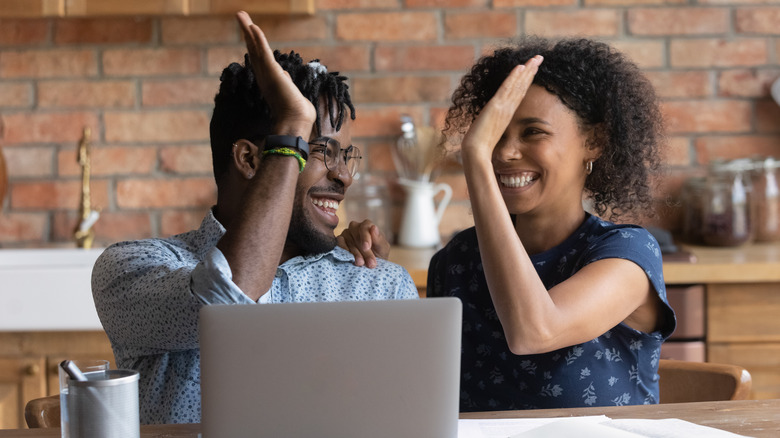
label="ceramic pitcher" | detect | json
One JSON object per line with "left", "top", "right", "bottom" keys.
{"left": 398, "top": 178, "right": 452, "bottom": 248}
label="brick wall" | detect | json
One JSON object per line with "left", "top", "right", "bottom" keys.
{"left": 1, "top": 0, "right": 779, "bottom": 248}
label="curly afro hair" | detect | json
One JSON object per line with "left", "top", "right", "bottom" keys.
{"left": 209, "top": 51, "right": 356, "bottom": 183}
{"left": 445, "top": 37, "right": 664, "bottom": 221}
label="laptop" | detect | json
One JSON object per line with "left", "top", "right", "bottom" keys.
{"left": 199, "top": 297, "right": 462, "bottom": 438}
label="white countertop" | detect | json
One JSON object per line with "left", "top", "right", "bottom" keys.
{"left": 0, "top": 248, "right": 106, "bottom": 331}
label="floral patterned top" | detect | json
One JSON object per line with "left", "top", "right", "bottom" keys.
{"left": 427, "top": 214, "right": 676, "bottom": 411}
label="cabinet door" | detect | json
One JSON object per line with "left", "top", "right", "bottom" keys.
{"left": 709, "top": 342, "right": 780, "bottom": 400}
{"left": 707, "top": 283, "right": 780, "bottom": 343}
{"left": 0, "top": 0, "right": 63, "bottom": 17}
{"left": 0, "top": 357, "right": 46, "bottom": 429}
{"left": 195, "top": 0, "right": 315, "bottom": 14}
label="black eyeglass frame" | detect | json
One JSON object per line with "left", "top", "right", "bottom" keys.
{"left": 308, "top": 137, "right": 362, "bottom": 178}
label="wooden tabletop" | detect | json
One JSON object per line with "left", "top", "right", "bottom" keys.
{"left": 1, "top": 399, "right": 777, "bottom": 437}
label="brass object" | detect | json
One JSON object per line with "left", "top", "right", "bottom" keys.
{"left": 74, "top": 127, "right": 99, "bottom": 248}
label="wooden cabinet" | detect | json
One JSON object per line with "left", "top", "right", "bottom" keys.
{"left": 0, "top": 357, "right": 46, "bottom": 429}
{"left": 0, "top": 0, "right": 313, "bottom": 17}
{"left": 706, "top": 283, "right": 780, "bottom": 400}
{"left": 0, "top": 331, "right": 114, "bottom": 429}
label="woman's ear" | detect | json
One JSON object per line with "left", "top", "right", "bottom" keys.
{"left": 584, "top": 124, "right": 605, "bottom": 162}
{"left": 232, "top": 139, "right": 260, "bottom": 180}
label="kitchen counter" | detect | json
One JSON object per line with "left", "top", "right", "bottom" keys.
{"left": 389, "top": 242, "right": 780, "bottom": 291}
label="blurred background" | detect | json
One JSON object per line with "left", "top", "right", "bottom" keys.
{"left": 1, "top": 0, "right": 779, "bottom": 248}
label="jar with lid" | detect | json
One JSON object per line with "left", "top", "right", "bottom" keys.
{"left": 700, "top": 159, "right": 753, "bottom": 247}
{"left": 751, "top": 157, "right": 780, "bottom": 242}
{"left": 342, "top": 173, "right": 394, "bottom": 243}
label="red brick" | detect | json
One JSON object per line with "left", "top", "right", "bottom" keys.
{"left": 429, "top": 106, "right": 449, "bottom": 131}
{"left": 10, "top": 180, "right": 109, "bottom": 210}
{"left": 525, "top": 10, "right": 620, "bottom": 37}
{"left": 161, "top": 16, "right": 237, "bottom": 44}
{"left": 375, "top": 45, "right": 474, "bottom": 72}
{"left": 54, "top": 17, "right": 152, "bottom": 44}
{"left": 0, "top": 212, "right": 47, "bottom": 243}
{"left": 2, "top": 146, "right": 55, "bottom": 177}
{"left": 736, "top": 8, "right": 780, "bottom": 35}
{"left": 0, "top": 49, "right": 97, "bottom": 78}
{"left": 434, "top": 172, "right": 469, "bottom": 202}
{"left": 142, "top": 78, "right": 217, "bottom": 107}
{"left": 52, "top": 211, "right": 153, "bottom": 243}
{"left": 161, "top": 209, "right": 210, "bottom": 236}
{"left": 609, "top": 41, "right": 665, "bottom": 69}
{"left": 360, "top": 140, "right": 397, "bottom": 174}
{"left": 756, "top": 100, "right": 780, "bottom": 134}
{"left": 662, "top": 136, "right": 691, "bottom": 167}
{"left": 670, "top": 39, "right": 768, "bottom": 68}
{"left": 37, "top": 80, "right": 135, "bottom": 108}
{"left": 409, "top": 0, "right": 487, "bottom": 6}
{"left": 58, "top": 146, "right": 157, "bottom": 177}
{"left": 700, "top": 0, "right": 780, "bottom": 3}
{"left": 694, "top": 136, "right": 780, "bottom": 164}
{"left": 316, "top": 0, "right": 397, "bottom": 9}
{"left": 0, "top": 112, "right": 98, "bottom": 144}
{"left": 444, "top": 11, "right": 517, "bottom": 40}
{"left": 159, "top": 144, "right": 213, "bottom": 174}
{"left": 0, "top": 82, "right": 32, "bottom": 107}
{"left": 718, "top": 69, "right": 780, "bottom": 98}
{"left": 103, "top": 48, "right": 201, "bottom": 77}
{"left": 351, "top": 105, "right": 426, "bottom": 137}
{"left": 104, "top": 110, "right": 210, "bottom": 143}
{"left": 207, "top": 45, "right": 372, "bottom": 75}
{"left": 336, "top": 12, "right": 437, "bottom": 42}
{"left": 645, "top": 71, "right": 711, "bottom": 98}
{"left": 116, "top": 177, "right": 216, "bottom": 208}
{"left": 352, "top": 76, "right": 452, "bottom": 104}
{"left": 586, "top": 0, "right": 686, "bottom": 4}
{"left": 628, "top": 8, "right": 728, "bottom": 36}
{"left": 252, "top": 16, "right": 328, "bottom": 42}
{"left": 661, "top": 100, "right": 752, "bottom": 134}
{"left": 0, "top": 19, "right": 48, "bottom": 45}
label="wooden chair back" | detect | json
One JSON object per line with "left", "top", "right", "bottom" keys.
{"left": 658, "top": 359, "right": 752, "bottom": 403}
{"left": 24, "top": 394, "right": 60, "bottom": 428}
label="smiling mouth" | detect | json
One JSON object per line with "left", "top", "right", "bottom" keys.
{"left": 311, "top": 197, "right": 340, "bottom": 216}
{"left": 498, "top": 173, "right": 537, "bottom": 188}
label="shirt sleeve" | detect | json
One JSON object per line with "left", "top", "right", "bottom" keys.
{"left": 91, "top": 241, "right": 254, "bottom": 358}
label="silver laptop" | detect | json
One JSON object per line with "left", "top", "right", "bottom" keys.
{"left": 199, "top": 297, "right": 462, "bottom": 438}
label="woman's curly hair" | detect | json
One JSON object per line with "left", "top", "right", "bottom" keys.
{"left": 445, "top": 37, "right": 664, "bottom": 221}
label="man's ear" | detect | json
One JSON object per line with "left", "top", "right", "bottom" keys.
{"left": 232, "top": 139, "right": 260, "bottom": 180}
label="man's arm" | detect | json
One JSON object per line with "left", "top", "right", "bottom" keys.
{"left": 215, "top": 12, "right": 317, "bottom": 301}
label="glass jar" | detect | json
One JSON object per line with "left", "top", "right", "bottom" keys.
{"left": 343, "top": 173, "right": 394, "bottom": 243}
{"left": 700, "top": 159, "right": 753, "bottom": 247}
{"left": 751, "top": 157, "right": 780, "bottom": 242}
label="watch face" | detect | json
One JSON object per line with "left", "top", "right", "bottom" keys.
{"left": 266, "top": 135, "right": 309, "bottom": 159}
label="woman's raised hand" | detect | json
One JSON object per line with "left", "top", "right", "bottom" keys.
{"left": 236, "top": 11, "right": 316, "bottom": 134}
{"left": 337, "top": 220, "right": 390, "bottom": 268}
{"left": 460, "top": 55, "right": 543, "bottom": 162}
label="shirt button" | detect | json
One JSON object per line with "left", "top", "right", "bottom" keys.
{"left": 275, "top": 269, "right": 283, "bottom": 277}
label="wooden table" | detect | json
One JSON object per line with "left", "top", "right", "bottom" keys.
{"left": 1, "top": 399, "right": 778, "bottom": 437}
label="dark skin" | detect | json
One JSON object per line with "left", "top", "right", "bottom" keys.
{"left": 215, "top": 12, "right": 350, "bottom": 301}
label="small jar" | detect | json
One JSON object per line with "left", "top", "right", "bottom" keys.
{"left": 343, "top": 173, "right": 394, "bottom": 242}
{"left": 751, "top": 157, "right": 780, "bottom": 242}
{"left": 700, "top": 159, "right": 754, "bottom": 247}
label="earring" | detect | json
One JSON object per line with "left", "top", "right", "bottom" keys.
{"left": 246, "top": 171, "right": 254, "bottom": 179}
{"left": 585, "top": 160, "right": 593, "bottom": 175}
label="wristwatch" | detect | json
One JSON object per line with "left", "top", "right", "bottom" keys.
{"left": 264, "top": 135, "right": 309, "bottom": 160}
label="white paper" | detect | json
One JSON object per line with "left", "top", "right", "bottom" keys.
{"left": 457, "top": 416, "right": 611, "bottom": 438}
{"left": 604, "top": 418, "right": 752, "bottom": 438}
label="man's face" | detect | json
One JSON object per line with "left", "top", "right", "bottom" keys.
{"left": 286, "top": 103, "right": 354, "bottom": 257}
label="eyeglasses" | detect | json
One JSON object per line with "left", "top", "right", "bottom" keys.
{"left": 308, "top": 137, "right": 362, "bottom": 178}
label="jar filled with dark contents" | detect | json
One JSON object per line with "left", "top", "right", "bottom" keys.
{"left": 701, "top": 159, "right": 754, "bottom": 247}
{"left": 681, "top": 176, "right": 707, "bottom": 245}
{"left": 751, "top": 157, "right": 780, "bottom": 242}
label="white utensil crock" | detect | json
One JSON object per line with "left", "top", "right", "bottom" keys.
{"left": 398, "top": 178, "right": 452, "bottom": 248}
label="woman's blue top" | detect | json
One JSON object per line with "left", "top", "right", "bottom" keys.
{"left": 428, "top": 214, "right": 677, "bottom": 411}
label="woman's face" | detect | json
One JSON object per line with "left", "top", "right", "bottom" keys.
{"left": 492, "top": 84, "right": 595, "bottom": 218}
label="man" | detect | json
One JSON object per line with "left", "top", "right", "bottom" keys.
{"left": 92, "top": 12, "right": 417, "bottom": 425}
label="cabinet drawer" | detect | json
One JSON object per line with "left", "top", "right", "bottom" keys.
{"left": 709, "top": 342, "right": 780, "bottom": 400}
{"left": 667, "top": 285, "right": 704, "bottom": 339}
{"left": 707, "top": 283, "right": 780, "bottom": 343}
{"left": 661, "top": 341, "right": 705, "bottom": 362}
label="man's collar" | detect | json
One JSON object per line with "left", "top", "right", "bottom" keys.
{"left": 280, "top": 246, "right": 355, "bottom": 267}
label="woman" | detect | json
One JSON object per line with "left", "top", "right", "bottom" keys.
{"left": 342, "top": 37, "right": 676, "bottom": 411}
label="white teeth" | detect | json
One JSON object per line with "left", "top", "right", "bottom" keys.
{"left": 500, "top": 174, "right": 535, "bottom": 188}
{"left": 312, "top": 198, "right": 339, "bottom": 210}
